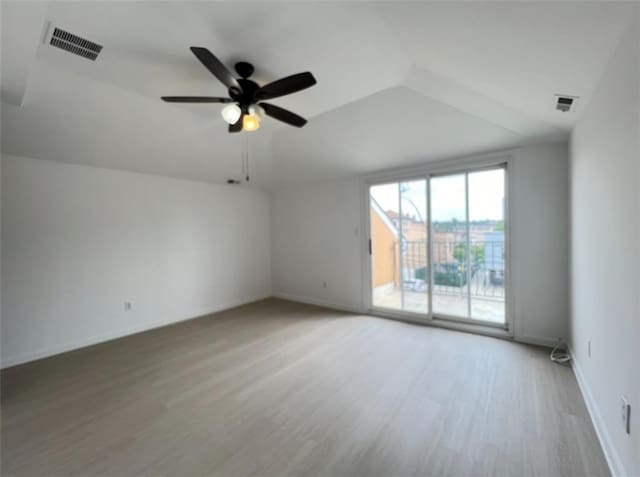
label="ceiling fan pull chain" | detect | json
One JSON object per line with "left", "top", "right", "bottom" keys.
{"left": 246, "top": 134, "right": 250, "bottom": 182}
{"left": 241, "top": 134, "right": 245, "bottom": 178}
{"left": 241, "top": 132, "right": 250, "bottom": 182}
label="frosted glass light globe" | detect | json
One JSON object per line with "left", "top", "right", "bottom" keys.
{"left": 243, "top": 114, "right": 260, "bottom": 132}
{"left": 249, "top": 105, "right": 265, "bottom": 119}
{"left": 221, "top": 104, "right": 242, "bottom": 124}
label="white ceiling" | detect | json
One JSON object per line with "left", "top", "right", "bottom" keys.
{"left": 1, "top": 1, "right": 636, "bottom": 189}
{"left": 272, "top": 86, "right": 523, "bottom": 186}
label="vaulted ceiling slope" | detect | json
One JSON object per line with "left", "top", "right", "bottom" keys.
{"left": 1, "top": 2, "right": 636, "bottom": 188}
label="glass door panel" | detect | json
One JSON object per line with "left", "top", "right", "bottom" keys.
{"left": 371, "top": 183, "right": 402, "bottom": 311}
{"left": 399, "top": 180, "right": 428, "bottom": 314}
{"left": 430, "top": 174, "right": 470, "bottom": 318}
{"left": 468, "top": 169, "right": 506, "bottom": 324}
{"left": 370, "top": 180, "right": 428, "bottom": 314}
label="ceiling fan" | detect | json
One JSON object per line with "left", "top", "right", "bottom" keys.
{"left": 161, "top": 47, "right": 317, "bottom": 133}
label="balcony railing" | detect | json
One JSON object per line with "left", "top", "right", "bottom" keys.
{"left": 398, "top": 240, "right": 505, "bottom": 300}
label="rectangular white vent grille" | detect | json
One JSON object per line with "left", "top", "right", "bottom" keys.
{"left": 49, "top": 27, "right": 102, "bottom": 61}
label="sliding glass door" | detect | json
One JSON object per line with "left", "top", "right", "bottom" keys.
{"left": 369, "top": 165, "right": 506, "bottom": 327}
{"left": 370, "top": 179, "right": 428, "bottom": 314}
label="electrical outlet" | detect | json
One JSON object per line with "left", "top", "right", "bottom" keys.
{"left": 588, "top": 340, "right": 591, "bottom": 358}
{"left": 621, "top": 396, "right": 631, "bottom": 434}
{"left": 124, "top": 302, "right": 132, "bottom": 312}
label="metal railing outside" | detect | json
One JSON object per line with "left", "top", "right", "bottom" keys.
{"left": 400, "top": 240, "right": 505, "bottom": 300}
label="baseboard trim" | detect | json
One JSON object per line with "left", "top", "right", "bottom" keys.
{"left": 514, "top": 333, "right": 560, "bottom": 348}
{"left": 272, "top": 292, "right": 363, "bottom": 315}
{"left": 570, "top": 347, "right": 625, "bottom": 477}
{"left": 0, "top": 293, "right": 271, "bottom": 369}
{"left": 273, "top": 294, "right": 568, "bottom": 349}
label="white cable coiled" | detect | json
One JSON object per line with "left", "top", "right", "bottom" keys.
{"left": 550, "top": 343, "right": 571, "bottom": 364}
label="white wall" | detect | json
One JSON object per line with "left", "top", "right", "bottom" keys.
{"left": 511, "top": 143, "right": 569, "bottom": 345}
{"left": 1, "top": 154, "right": 272, "bottom": 367}
{"left": 569, "top": 15, "right": 640, "bottom": 477}
{"left": 271, "top": 143, "right": 569, "bottom": 346}
{"left": 271, "top": 179, "right": 363, "bottom": 312}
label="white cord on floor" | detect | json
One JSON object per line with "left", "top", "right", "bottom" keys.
{"left": 550, "top": 343, "right": 571, "bottom": 364}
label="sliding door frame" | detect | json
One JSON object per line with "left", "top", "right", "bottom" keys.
{"left": 362, "top": 151, "right": 514, "bottom": 338}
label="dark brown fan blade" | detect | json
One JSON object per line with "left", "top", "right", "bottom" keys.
{"left": 229, "top": 114, "right": 244, "bottom": 133}
{"left": 161, "top": 96, "right": 233, "bottom": 103}
{"left": 257, "top": 72, "right": 316, "bottom": 100}
{"left": 190, "top": 47, "right": 242, "bottom": 94}
{"left": 260, "top": 103, "right": 307, "bottom": 127}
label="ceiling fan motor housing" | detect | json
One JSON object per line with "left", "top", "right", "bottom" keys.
{"left": 233, "top": 78, "right": 261, "bottom": 107}
{"left": 235, "top": 61, "right": 255, "bottom": 79}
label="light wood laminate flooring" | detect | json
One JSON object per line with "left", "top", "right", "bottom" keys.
{"left": 1, "top": 299, "right": 608, "bottom": 476}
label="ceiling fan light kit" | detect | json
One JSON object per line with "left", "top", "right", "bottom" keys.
{"left": 250, "top": 104, "right": 265, "bottom": 119}
{"left": 221, "top": 104, "right": 242, "bottom": 124}
{"left": 162, "top": 47, "right": 317, "bottom": 133}
{"left": 242, "top": 113, "right": 260, "bottom": 132}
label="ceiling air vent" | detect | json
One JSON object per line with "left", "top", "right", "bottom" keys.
{"left": 555, "top": 95, "right": 578, "bottom": 113}
{"left": 47, "top": 26, "right": 102, "bottom": 61}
